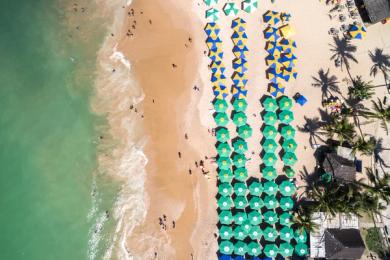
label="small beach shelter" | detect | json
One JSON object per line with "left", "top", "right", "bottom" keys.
{"left": 263, "top": 226, "right": 278, "bottom": 241}
{"left": 279, "top": 212, "right": 293, "bottom": 226}
{"left": 295, "top": 243, "right": 308, "bottom": 256}
{"left": 262, "top": 97, "right": 278, "bottom": 112}
{"left": 263, "top": 139, "right": 278, "bottom": 153}
{"left": 264, "top": 181, "right": 278, "bottom": 195}
{"left": 218, "top": 183, "right": 233, "bottom": 196}
{"left": 233, "top": 99, "right": 248, "bottom": 111}
{"left": 296, "top": 94, "right": 308, "bottom": 106}
{"left": 269, "top": 83, "right": 285, "bottom": 98}
{"left": 280, "top": 226, "right": 294, "bottom": 242}
{"left": 249, "top": 226, "right": 263, "bottom": 240}
{"left": 280, "top": 196, "right": 294, "bottom": 211}
{"left": 232, "top": 86, "right": 248, "bottom": 99}
{"left": 261, "top": 166, "right": 277, "bottom": 181}
{"left": 231, "top": 31, "right": 248, "bottom": 46}
{"left": 278, "top": 96, "right": 293, "bottom": 110}
{"left": 234, "top": 182, "right": 248, "bottom": 196}
{"left": 232, "top": 58, "right": 248, "bottom": 74}
{"left": 220, "top": 225, "right": 233, "bottom": 240}
{"left": 213, "top": 98, "right": 228, "bottom": 112}
{"left": 219, "top": 240, "right": 234, "bottom": 255}
{"left": 279, "top": 24, "right": 296, "bottom": 39}
{"left": 233, "top": 45, "right": 249, "bottom": 59}
{"left": 232, "top": 73, "right": 248, "bottom": 88}
{"left": 234, "top": 167, "right": 248, "bottom": 182}
{"left": 238, "top": 124, "right": 252, "bottom": 139}
{"left": 247, "top": 242, "right": 261, "bottom": 256}
{"left": 294, "top": 229, "right": 308, "bottom": 243}
{"left": 219, "top": 210, "right": 233, "bottom": 225}
{"left": 217, "top": 156, "right": 232, "bottom": 170}
{"left": 216, "top": 127, "right": 230, "bottom": 142}
{"left": 233, "top": 138, "right": 248, "bottom": 154}
{"left": 218, "top": 169, "right": 233, "bottom": 183}
{"left": 284, "top": 166, "right": 295, "bottom": 178}
{"left": 248, "top": 211, "right": 262, "bottom": 225}
{"left": 264, "top": 195, "right": 278, "bottom": 209}
{"left": 231, "top": 18, "right": 246, "bottom": 32}
{"left": 282, "top": 152, "right": 297, "bottom": 166}
{"left": 242, "top": 0, "right": 258, "bottom": 13}
{"left": 349, "top": 24, "right": 367, "bottom": 39}
{"left": 223, "top": 2, "right": 239, "bottom": 17}
{"left": 232, "top": 111, "right": 247, "bottom": 127}
{"left": 263, "top": 10, "right": 281, "bottom": 26}
{"left": 280, "top": 125, "right": 296, "bottom": 139}
{"left": 234, "top": 241, "right": 248, "bottom": 256}
{"left": 262, "top": 125, "right": 278, "bottom": 139}
{"left": 234, "top": 196, "right": 248, "bottom": 209}
{"left": 263, "top": 152, "right": 277, "bottom": 167}
{"left": 249, "top": 181, "right": 263, "bottom": 196}
{"left": 249, "top": 197, "right": 264, "bottom": 210}
{"left": 282, "top": 139, "right": 298, "bottom": 153}
{"left": 264, "top": 244, "right": 279, "bottom": 258}
{"left": 217, "top": 142, "right": 231, "bottom": 157}
{"left": 263, "top": 111, "right": 278, "bottom": 125}
{"left": 218, "top": 196, "right": 233, "bottom": 210}
{"left": 214, "top": 112, "right": 229, "bottom": 126}
{"left": 234, "top": 225, "right": 247, "bottom": 240}
{"left": 234, "top": 211, "right": 248, "bottom": 225}
{"left": 233, "top": 153, "right": 247, "bottom": 168}
{"left": 279, "top": 110, "right": 294, "bottom": 124}
{"left": 264, "top": 26, "right": 280, "bottom": 42}
{"left": 279, "top": 243, "right": 294, "bottom": 257}
{"left": 204, "top": 0, "right": 218, "bottom": 6}
{"left": 206, "top": 8, "right": 220, "bottom": 22}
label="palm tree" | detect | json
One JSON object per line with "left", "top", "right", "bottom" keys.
{"left": 322, "top": 116, "right": 356, "bottom": 143}
{"left": 360, "top": 168, "right": 390, "bottom": 205}
{"left": 369, "top": 48, "right": 390, "bottom": 87}
{"left": 351, "top": 136, "right": 376, "bottom": 156}
{"left": 329, "top": 37, "right": 358, "bottom": 78}
{"left": 297, "top": 116, "right": 325, "bottom": 146}
{"left": 312, "top": 68, "right": 340, "bottom": 100}
{"left": 348, "top": 76, "right": 374, "bottom": 102}
{"left": 292, "top": 205, "right": 319, "bottom": 233}
{"left": 365, "top": 98, "right": 390, "bottom": 134}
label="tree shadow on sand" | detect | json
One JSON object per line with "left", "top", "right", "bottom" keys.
{"left": 311, "top": 68, "right": 340, "bottom": 101}
{"left": 369, "top": 48, "right": 390, "bottom": 87}
{"left": 329, "top": 37, "right": 358, "bottom": 79}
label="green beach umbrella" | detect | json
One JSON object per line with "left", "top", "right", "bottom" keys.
{"left": 264, "top": 195, "right": 278, "bottom": 209}
{"left": 279, "top": 110, "right": 294, "bottom": 124}
{"left": 233, "top": 225, "right": 247, "bottom": 240}
{"left": 218, "top": 183, "right": 233, "bottom": 197}
{"left": 295, "top": 243, "right": 309, "bottom": 256}
{"left": 234, "top": 182, "right": 248, "bottom": 196}
{"left": 264, "top": 244, "right": 279, "bottom": 258}
{"left": 242, "top": 0, "right": 258, "bottom": 13}
{"left": 282, "top": 139, "right": 298, "bottom": 152}
{"left": 249, "top": 197, "right": 264, "bottom": 210}
{"left": 264, "top": 181, "right": 278, "bottom": 195}
{"left": 247, "top": 242, "right": 261, "bottom": 256}
{"left": 264, "top": 211, "right": 278, "bottom": 225}
{"left": 234, "top": 211, "right": 248, "bottom": 225}
{"left": 263, "top": 111, "right": 278, "bottom": 125}
{"left": 233, "top": 138, "right": 248, "bottom": 154}
{"left": 281, "top": 125, "right": 296, "bottom": 139}
{"left": 213, "top": 99, "right": 228, "bottom": 112}
{"left": 278, "top": 96, "right": 293, "bottom": 110}
{"left": 262, "top": 96, "right": 278, "bottom": 112}
{"left": 217, "top": 142, "right": 231, "bottom": 157}
{"left": 219, "top": 210, "right": 233, "bottom": 225}
{"left": 249, "top": 225, "right": 263, "bottom": 240}
{"left": 216, "top": 127, "right": 230, "bottom": 142}
{"left": 218, "top": 169, "right": 233, "bottom": 183}
{"left": 242, "top": 220, "right": 252, "bottom": 233}
{"left": 263, "top": 152, "right": 277, "bottom": 167}
{"left": 263, "top": 139, "right": 278, "bottom": 153}
{"left": 261, "top": 166, "right": 277, "bottom": 181}
{"left": 280, "top": 197, "right": 294, "bottom": 211}
{"left": 218, "top": 196, "right": 232, "bottom": 210}
{"left": 280, "top": 212, "right": 293, "bottom": 226}
{"left": 214, "top": 112, "right": 229, "bottom": 126}
{"left": 206, "top": 8, "right": 220, "bottom": 22}
{"left": 279, "top": 242, "right": 294, "bottom": 257}
{"left": 284, "top": 166, "right": 295, "bottom": 178}
{"left": 237, "top": 124, "right": 252, "bottom": 139}
{"left": 232, "top": 111, "right": 247, "bottom": 127}
{"left": 262, "top": 125, "right": 278, "bottom": 139}
{"left": 217, "top": 156, "right": 232, "bottom": 170}
{"left": 233, "top": 99, "right": 248, "bottom": 111}
{"left": 282, "top": 152, "right": 297, "bottom": 166}
{"left": 263, "top": 226, "right": 278, "bottom": 242}
{"left": 223, "top": 2, "right": 239, "bottom": 17}
{"left": 219, "top": 225, "right": 233, "bottom": 240}
{"left": 204, "top": 0, "right": 218, "bottom": 6}
{"left": 248, "top": 211, "right": 262, "bottom": 225}
{"left": 219, "top": 240, "right": 234, "bottom": 255}
{"left": 279, "top": 180, "right": 296, "bottom": 196}
{"left": 234, "top": 241, "right": 248, "bottom": 256}
{"left": 233, "top": 153, "right": 246, "bottom": 168}
{"left": 294, "top": 229, "right": 308, "bottom": 243}
{"left": 249, "top": 181, "right": 263, "bottom": 196}
{"left": 234, "top": 167, "right": 248, "bottom": 182}
{"left": 280, "top": 226, "right": 294, "bottom": 242}
{"left": 234, "top": 196, "right": 248, "bottom": 209}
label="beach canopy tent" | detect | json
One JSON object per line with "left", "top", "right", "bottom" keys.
{"left": 280, "top": 196, "right": 294, "bottom": 211}
{"left": 206, "top": 8, "right": 220, "bottom": 22}
{"left": 233, "top": 153, "right": 247, "bottom": 168}
{"left": 233, "top": 138, "right": 248, "bottom": 154}
{"left": 247, "top": 242, "right": 261, "bottom": 256}
{"left": 218, "top": 169, "right": 234, "bottom": 183}
{"left": 217, "top": 156, "right": 232, "bottom": 170}
{"left": 242, "top": 0, "right": 258, "bottom": 13}
{"left": 295, "top": 243, "right": 309, "bottom": 256}
{"left": 223, "top": 2, "right": 239, "bottom": 17}
{"left": 218, "top": 183, "right": 233, "bottom": 196}
{"left": 248, "top": 210, "right": 262, "bottom": 225}
{"left": 238, "top": 124, "right": 252, "bottom": 139}
{"left": 279, "top": 24, "right": 296, "bottom": 38}
{"left": 232, "top": 111, "right": 248, "bottom": 127}
{"left": 262, "top": 125, "right": 278, "bottom": 139}
{"left": 262, "top": 97, "right": 278, "bottom": 112}
{"left": 233, "top": 98, "right": 248, "bottom": 111}
{"left": 249, "top": 225, "right": 263, "bottom": 240}
{"left": 234, "top": 211, "right": 248, "bottom": 225}
{"left": 218, "top": 196, "right": 233, "bottom": 210}
{"left": 204, "top": 0, "right": 218, "bottom": 6}
{"left": 284, "top": 166, "right": 295, "bottom": 178}
{"left": 234, "top": 167, "right": 248, "bottom": 182}
{"left": 278, "top": 96, "right": 293, "bottom": 110}
{"left": 234, "top": 196, "right": 248, "bottom": 209}
{"left": 231, "top": 31, "right": 248, "bottom": 46}
{"left": 280, "top": 226, "right": 294, "bottom": 242}
{"left": 264, "top": 244, "right": 279, "bottom": 258}
{"left": 262, "top": 166, "right": 277, "bottom": 181}
{"left": 263, "top": 227, "right": 278, "bottom": 242}
{"left": 269, "top": 83, "right": 285, "bottom": 97}
{"left": 263, "top": 152, "right": 278, "bottom": 167}
{"left": 282, "top": 152, "right": 298, "bottom": 166}
{"left": 263, "top": 139, "right": 278, "bottom": 153}
{"left": 282, "top": 139, "right": 298, "bottom": 153}
{"left": 280, "top": 125, "right": 296, "bottom": 139}
{"left": 231, "top": 18, "right": 246, "bottom": 32}
{"left": 232, "top": 86, "right": 248, "bottom": 99}
{"left": 217, "top": 142, "right": 232, "bottom": 157}
{"left": 214, "top": 112, "right": 229, "bottom": 126}
{"left": 263, "top": 181, "right": 278, "bottom": 195}
{"left": 234, "top": 225, "right": 247, "bottom": 240}
{"left": 233, "top": 58, "right": 248, "bottom": 74}
{"left": 264, "top": 195, "right": 278, "bottom": 209}
{"left": 263, "top": 111, "right": 278, "bottom": 125}
{"left": 279, "top": 110, "right": 294, "bottom": 124}
{"left": 279, "top": 242, "right": 294, "bottom": 257}
{"left": 263, "top": 10, "right": 281, "bottom": 26}
{"left": 219, "top": 210, "right": 233, "bottom": 224}
{"left": 249, "top": 196, "right": 264, "bottom": 210}
{"left": 264, "top": 26, "right": 281, "bottom": 42}
{"left": 249, "top": 181, "right": 263, "bottom": 196}
{"left": 279, "top": 212, "right": 293, "bottom": 226}
{"left": 219, "top": 240, "right": 234, "bottom": 255}
{"left": 349, "top": 24, "right": 367, "bottom": 39}
{"left": 233, "top": 45, "right": 249, "bottom": 59}
{"left": 295, "top": 94, "right": 308, "bottom": 106}
{"left": 295, "top": 229, "right": 308, "bottom": 243}
{"left": 220, "top": 225, "right": 233, "bottom": 240}
{"left": 213, "top": 98, "right": 228, "bottom": 112}
{"left": 234, "top": 182, "right": 248, "bottom": 196}
{"left": 264, "top": 211, "right": 279, "bottom": 225}
{"left": 234, "top": 241, "right": 248, "bottom": 256}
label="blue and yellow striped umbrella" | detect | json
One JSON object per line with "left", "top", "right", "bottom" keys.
{"left": 232, "top": 58, "right": 248, "bottom": 74}
{"left": 233, "top": 45, "right": 249, "bottom": 59}
{"left": 232, "top": 86, "right": 248, "bottom": 99}
{"left": 209, "top": 49, "right": 224, "bottom": 62}
{"left": 264, "top": 26, "right": 281, "bottom": 42}
{"left": 279, "top": 38, "right": 297, "bottom": 53}
{"left": 213, "top": 84, "right": 229, "bottom": 99}
{"left": 232, "top": 72, "right": 248, "bottom": 87}
{"left": 211, "top": 72, "right": 226, "bottom": 83}
{"left": 210, "top": 61, "right": 226, "bottom": 74}
{"left": 206, "top": 37, "right": 222, "bottom": 51}
{"left": 268, "top": 83, "right": 285, "bottom": 97}
{"left": 263, "top": 10, "right": 281, "bottom": 26}
{"left": 231, "top": 31, "right": 248, "bottom": 46}
{"left": 279, "top": 53, "right": 297, "bottom": 68}
{"left": 204, "top": 22, "right": 220, "bottom": 36}
{"left": 265, "top": 41, "right": 282, "bottom": 57}
{"left": 231, "top": 18, "right": 246, "bottom": 32}
{"left": 349, "top": 24, "right": 366, "bottom": 39}
{"left": 282, "top": 67, "right": 298, "bottom": 82}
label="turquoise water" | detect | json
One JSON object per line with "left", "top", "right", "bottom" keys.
{"left": 0, "top": 0, "right": 109, "bottom": 259}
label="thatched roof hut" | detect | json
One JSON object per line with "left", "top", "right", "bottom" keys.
{"left": 357, "top": 0, "right": 390, "bottom": 23}
{"left": 323, "top": 153, "right": 356, "bottom": 182}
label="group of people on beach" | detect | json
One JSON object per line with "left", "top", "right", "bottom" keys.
{"left": 158, "top": 214, "right": 176, "bottom": 231}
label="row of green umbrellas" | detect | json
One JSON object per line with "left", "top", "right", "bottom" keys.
{"left": 262, "top": 110, "right": 294, "bottom": 125}
{"left": 214, "top": 98, "right": 248, "bottom": 112}
{"left": 262, "top": 124, "right": 296, "bottom": 140}
{"left": 261, "top": 96, "right": 293, "bottom": 112}
{"left": 262, "top": 151, "right": 297, "bottom": 166}
{"left": 218, "top": 195, "right": 294, "bottom": 212}
{"left": 218, "top": 180, "right": 296, "bottom": 197}
{"left": 219, "top": 210, "right": 295, "bottom": 227}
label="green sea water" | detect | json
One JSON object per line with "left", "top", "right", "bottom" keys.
{"left": 0, "top": 0, "right": 110, "bottom": 259}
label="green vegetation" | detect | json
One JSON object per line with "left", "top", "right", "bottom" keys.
{"left": 365, "top": 228, "right": 388, "bottom": 257}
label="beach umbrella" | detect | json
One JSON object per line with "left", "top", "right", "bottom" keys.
{"left": 233, "top": 154, "right": 246, "bottom": 168}
{"left": 262, "top": 97, "right": 278, "bottom": 112}
{"left": 218, "top": 196, "right": 232, "bottom": 210}
{"left": 264, "top": 244, "right": 278, "bottom": 258}
{"left": 266, "top": 67, "right": 284, "bottom": 84}
{"left": 242, "top": 220, "right": 252, "bottom": 233}
{"left": 279, "top": 38, "right": 297, "bottom": 52}
{"left": 219, "top": 210, "right": 233, "bottom": 225}
{"left": 234, "top": 241, "right": 248, "bottom": 256}
{"left": 218, "top": 254, "right": 231, "bottom": 260}
{"left": 217, "top": 156, "right": 232, "bottom": 170}
{"left": 265, "top": 41, "right": 283, "bottom": 55}
{"left": 295, "top": 243, "right": 309, "bottom": 256}
{"left": 264, "top": 211, "right": 278, "bottom": 225}
{"left": 242, "top": 0, "right": 258, "bottom": 13}
{"left": 233, "top": 225, "right": 247, "bottom": 240}
{"left": 213, "top": 87, "right": 228, "bottom": 99}
{"left": 210, "top": 61, "right": 225, "bottom": 74}
{"left": 249, "top": 225, "right": 263, "bottom": 240}
{"left": 206, "top": 37, "right": 222, "bottom": 51}
{"left": 263, "top": 26, "right": 280, "bottom": 42}
{"left": 280, "top": 55, "right": 297, "bottom": 69}
{"left": 269, "top": 83, "right": 285, "bottom": 98}
{"left": 279, "top": 24, "right": 296, "bottom": 39}
{"left": 219, "top": 240, "right": 234, "bottom": 255}
{"left": 231, "top": 31, "right": 248, "bottom": 46}
{"left": 263, "top": 10, "right": 281, "bottom": 26}
{"left": 220, "top": 225, "right": 233, "bottom": 240}
{"left": 284, "top": 166, "right": 295, "bottom": 178}
{"left": 218, "top": 169, "right": 234, "bottom": 183}
{"left": 238, "top": 124, "right": 252, "bottom": 139}
{"left": 263, "top": 139, "right": 278, "bottom": 153}
{"left": 282, "top": 67, "right": 298, "bottom": 81}
{"left": 233, "top": 99, "right": 248, "bottom": 111}
{"left": 223, "top": 2, "right": 239, "bottom": 17}
{"left": 281, "top": 12, "right": 292, "bottom": 22}
{"left": 265, "top": 54, "right": 279, "bottom": 67}
{"left": 280, "top": 125, "right": 296, "bottom": 139}
{"left": 262, "top": 111, "right": 278, "bottom": 125}
{"left": 262, "top": 152, "right": 277, "bottom": 167}
{"left": 232, "top": 112, "right": 247, "bottom": 127}
{"left": 234, "top": 211, "right": 248, "bottom": 225}
{"left": 249, "top": 197, "right": 264, "bottom": 210}
{"left": 232, "top": 72, "right": 248, "bottom": 88}
{"left": 249, "top": 182, "right": 263, "bottom": 196}
{"left": 248, "top": 211, "right": 262, "bottom": 225}
{"left": 204, "top": 0, "right": 218, "bottom": 6}
{"left": 204, "top": 22, "right": 220, "bottom": 36}
{"left": 282, "top": 152, "right": 297, "bottom": 166}
{"left": 217, "top": 142, "right": 231, "bottom": 157}
{"left": 218, "top": 183, "right": 233, "bottom": 197}
{"left": 280, "top": 226, "right": 294, "bottom": 242}
{"left": 233, "top": 138, "right": 248, "bottom": 154}
{"left": 280, "top": 197, "right": 294, "bottom": 211}
{"left": 214, "top": 112, "right": 229, "bottom": 126}
{"left": 295, "top": 229, "right": 308, "bottom": 243}
{"left": 278, "top": 96, "right": 293, "bottom": 110}
{"left": 209, "top": 48, "right": 224, "bottom": 62}
{"left": 279, "top": 212, "right": 293, "bottom": 226}
{"left": 264, "top": 195, "right": 278, "bottom": 209}
{"left": 234, "top": 196, "right": 248, "bottom": 209}
{"left": 247, "top": 242, "right": 261, "bottom": 257}
{"left": 211, "top": 71, "right": 226, "bottom": 83}
{"left": 279, "top": 243, "right": 294, "bottom": 257}
{"left": 349, "top": 24, "right": 366, "bottom": 39}
{"left": 206, "top": 8, "right": 220, "bottom": 22}
{"left": 263, "top": 181, "right": 278, "bottom": 195}
{"left": 232, "top": 58, "right": 248, "bottom": 74}
{"left": 234, "top": 182, "right": 248, "bottom": 196}
{"left": 282, "top": 139, "right": 297, "bottom": 153}
{"left": 232, "top": 86, "right": 248, "bottom": 99}
{"left": 262, "top": 125, "right": 277, "bottom": 139}
{"left": 231, "top": 18, "right": 246, "bottom": 32}
{"left": 279, "top": 110, "right": 294, "bottom": 124}
{"left": 263, "top": 226, "right": 278, "bottom": 242}
{"left": 233, "top": 45, "right": 249, "bottom": 59}
{"left": 216, "top": 128, "right": 230, "bottom": 143}
{"left": 213, "top": 99, "right": 228, "bottom": 112}
{"left": 234, "top": 167, "right": 248, "bottom": 182}
{"left": 261, "top": 166, "right": 277, "bottom": 181}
